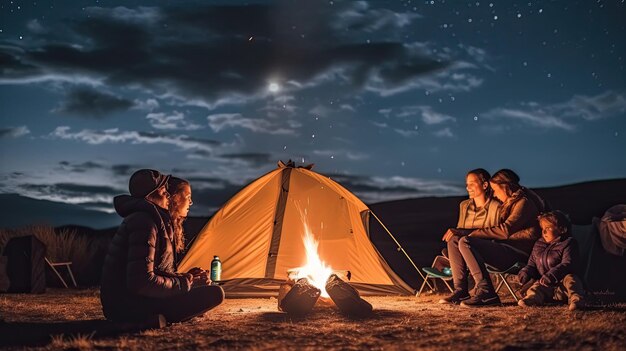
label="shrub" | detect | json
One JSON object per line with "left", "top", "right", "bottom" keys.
{"left": 0, "top": 225, "right": 99, "bottom": 287}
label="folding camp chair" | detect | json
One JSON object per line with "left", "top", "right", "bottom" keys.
{"left": 416, "top": 255, "right": 454, "bottom": 296}
{"left": 486, "top": 262, "right": 524, "bottom": 302}
{"left": 45, "top": 257, "right": 77, "bottom": 288}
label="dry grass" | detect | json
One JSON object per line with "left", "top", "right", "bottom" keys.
{"left": 0, "top": 225, "right": 98, "bottom": 283}
{"left": 1, "top": 289, "right": 625, "bottom": 350}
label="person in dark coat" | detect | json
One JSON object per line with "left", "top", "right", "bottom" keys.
{"left": 441, "top": 169, "right": 546, "bottom": 307}
{"left": 517, "top": 211, "right": 586, "bottom": 310}
{"left": 100, "top": 169, "right": 224, "bottom": 325}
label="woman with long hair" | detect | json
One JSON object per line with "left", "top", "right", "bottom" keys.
{"left": 441, "top": 169, "right": 547, "bottom": 307}
{"left": 168, "top": 176, "right": 193, "bottom": 261}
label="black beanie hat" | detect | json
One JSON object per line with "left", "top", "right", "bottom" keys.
{"left": 129, "top": 169, "right": 170, "bottom": 198}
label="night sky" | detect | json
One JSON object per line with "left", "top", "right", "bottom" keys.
{"left": 1, "top": 1, "right": 625, "bottom": 227}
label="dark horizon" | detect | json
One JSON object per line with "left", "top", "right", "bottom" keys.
{"left": 2, "top": 177, "right": 624, "bottom": 230}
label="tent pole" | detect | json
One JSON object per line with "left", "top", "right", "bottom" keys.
{"left": 370, "top": 211, "right": 434, "bottom": 292}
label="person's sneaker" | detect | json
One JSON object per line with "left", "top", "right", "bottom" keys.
{"left": 460, "top": 291, "right": 501, "bottom": 308}
{"left": 438, "top": 290, "right": 470, "bottom": 304}
{"left": 568, "top": 299, "right": 585, "bottom": 311}
{"left": 517, "top": 298, "right": 539, "bottom": 307}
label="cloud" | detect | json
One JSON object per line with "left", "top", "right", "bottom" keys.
{"left": 146, "top": 111, "right": 203, "bottom": 130}
{"left": 58, "top": 160, "right": 105, "bottom": 173}
{"left": 218, "top": 153, "right": 272, "bottom": 167}
{"left": 551, "top": 91, "right": 626, "bottom": 121}
{"left": 483, "top": 108, "right": 575, "bottom": 131}
{"left": 481, "top": 91, "right": 625, "bottom": 132}
{"left": 18, "top": 182, "right": 121, "bottom": 211}
{"left": 328, "top": 173, "right": 464, "bottom": 203}
{"left": 433, "top": 127, "right": 454, "bottom": 138}
{"left": 397, "top": 105, "right": 456, "bottom": 125}
{"left": 312, "top": 149, "right": 370, "bottom": 161}
{"left": 111, "top": 164, "right": 136, "bottom": 176}
{"left": 363, "top": 41, "right": 486, "bottom": 96}
{"left": 0, "top": 126, "right": 30, "bottom": 138}
{"left": 0, "top": 2, "right": 445, "bottom": 108}
{"left": 340, "top": 104, "right": 356, "bottom": 112}
{"left": 309, "top": 105, "right": 333, "bottom": 118}
{"left": 394, "top": 128, "right": 419, "bottom": 137}
{"left": 207, "top": 113, "right": 298, "bottom": 135}
{"left": 52, "top": 88, "right": 135, "bottom": 118}
{"left": 331, "top": 1, "right": 421, "bottom": 35}
{"left": 133, "top": 98, "right": 159, "bottom": 111}
{"left": 50, "top": 126, "right": 223, "bottom": 154}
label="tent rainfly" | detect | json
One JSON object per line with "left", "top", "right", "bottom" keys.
{"left": 179, "top": 160, "right": 416, "bottom": 297}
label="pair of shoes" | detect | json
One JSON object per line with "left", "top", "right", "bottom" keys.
{"left": 568, "top": 299, "right": 586, "bottom": 311}
{"left": 460, "top": 291, "right": 501, "bottom": 308}
{"left": 438, "top": 290, "right": 470, "bottom": 304}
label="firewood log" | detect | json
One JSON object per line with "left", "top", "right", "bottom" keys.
{"left": 325, "top": 274, "right": 372, "bottom": 317}
{"left": 279, "top": 278, "right": 320, "bottom": 315}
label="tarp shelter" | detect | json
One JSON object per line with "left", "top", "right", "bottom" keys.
{"left": 179, "top": 161, "right": 414, "bottom": 297}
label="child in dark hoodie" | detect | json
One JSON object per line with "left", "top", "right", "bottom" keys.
{"left": 517, "top": 210, "right": 585, "bottom": 310}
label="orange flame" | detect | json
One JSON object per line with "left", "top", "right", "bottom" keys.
{"left": 294, "top": 203, "right": 333, "bottom": 297}
{"left": 295, "top": 229, "right": 333, "bottom": 298}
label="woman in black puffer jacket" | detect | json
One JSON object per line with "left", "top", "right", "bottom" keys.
{"left": 100, "top": 169, "right": 223, "bottom": 325}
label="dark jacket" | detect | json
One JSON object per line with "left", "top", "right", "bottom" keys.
{"left": 518, "top": 236, "right": 579, "bottom": 286}
{"left": 469, "top": 189, "right": 542, "bottom": 255}
{"left": 100, "top": 195, "right": 190, "bottom": 320}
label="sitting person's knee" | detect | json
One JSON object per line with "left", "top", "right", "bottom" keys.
{"left": 459, "top": 236, "right": 471, "bottom": 245}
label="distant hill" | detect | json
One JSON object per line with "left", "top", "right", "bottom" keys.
{"left": 0, "top": 193, "right": 120, "bottom": 229}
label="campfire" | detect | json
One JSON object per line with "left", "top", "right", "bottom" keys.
{"left": 277, "top": 222, "right": 372, "bottom": 317}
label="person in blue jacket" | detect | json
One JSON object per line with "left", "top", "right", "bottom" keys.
{"left": 517, "top": 210, "right": 586, "bottom": 311}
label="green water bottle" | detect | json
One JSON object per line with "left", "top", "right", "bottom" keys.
{"left": 210, "top": 255, "right": 221, "bottom": 283}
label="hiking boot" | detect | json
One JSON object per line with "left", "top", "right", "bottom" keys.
{"left": 438, "top": 290, "right": 470, "bottom": 305}
{"left": 460, "top": 291, "right": 501, "bottom": 308}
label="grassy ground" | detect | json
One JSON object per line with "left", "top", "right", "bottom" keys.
{"left": 1, "top": 288, "right": 625, "bottom": 350}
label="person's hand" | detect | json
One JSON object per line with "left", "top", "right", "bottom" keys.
{"left": 186, "top": 267, "right": 212, "bottom": 286}
{"left": 183, "top": 272, "right": 194, "bottom": 288}
{"left": 192, "top": 270, "right": 211, "bottom": 286}
{"left": 539, "top": 275, "right": 552, "bottom": 287}
{"left": 517, "top": 271, "right": 529, "bottom": 285}
{"left": 187, "top": 267, "right": 204, "bottom": 276}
